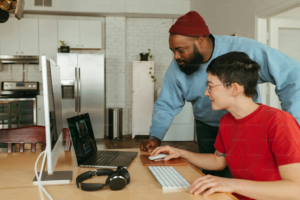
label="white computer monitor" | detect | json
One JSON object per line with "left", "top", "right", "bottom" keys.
{"left": 46, "top": 58, "right": 64, "bottom": 174}
{"left": 33, "top": 55, "right": 72, "bottom": 184}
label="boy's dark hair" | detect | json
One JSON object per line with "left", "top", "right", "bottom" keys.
{"left": 206, "top": 51, "right": 261, "bottom": 99}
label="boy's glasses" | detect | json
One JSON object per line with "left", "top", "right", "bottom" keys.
{"left": 206, "top": 83, "right": 230, "bottom": 94}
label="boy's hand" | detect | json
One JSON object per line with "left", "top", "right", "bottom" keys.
{"left": 151, "top": 145, "right": 182, "bottom": 161}
{"left": 189, "top": 175, "right": 236, "bottom": 196}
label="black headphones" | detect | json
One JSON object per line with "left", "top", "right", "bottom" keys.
{"left": 76, "top": 166, "right": 130, "bottom": 191}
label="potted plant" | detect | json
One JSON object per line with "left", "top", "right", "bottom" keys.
{"left": 148, "top": 49, "right": 156, "bottom": 82}
{"left": 60, "top": 40, "right": 70, "bottom": 53}
{"left": 140, "top": 52, "right": 149, "bottom": 61}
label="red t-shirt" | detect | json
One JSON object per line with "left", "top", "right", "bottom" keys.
{"left": 214, "top": 104, "right": 300, "bottom": 200}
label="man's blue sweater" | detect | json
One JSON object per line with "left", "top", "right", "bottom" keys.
{"left": 150, "top": 34, "right": 300, "bottom": 140}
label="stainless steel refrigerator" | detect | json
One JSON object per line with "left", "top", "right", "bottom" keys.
{"left": 57, "top": 53, "right": 104, "bottom": 139}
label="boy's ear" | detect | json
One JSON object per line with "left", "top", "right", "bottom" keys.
{"left": 231, "top": 83, "right": 241, "bottom": 97}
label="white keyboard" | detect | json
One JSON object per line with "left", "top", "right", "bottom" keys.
{"left": 148, "top": 166, "right": 190, "bottom": 190}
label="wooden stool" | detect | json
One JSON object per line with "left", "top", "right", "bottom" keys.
{"left": 0, "top": 126, "right": 46, "bottom": 153}
{"left": 0, "top": 101, "right": 20, "bottom": 129}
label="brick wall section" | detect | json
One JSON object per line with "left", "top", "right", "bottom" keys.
{"left": 105, "top": 16, "right": 126, "bottom": 108}
{"left": 125, "top": 18, "right": 173, "bottom": 135}
{"left": 0, "top": 64, "right": 24, "bottom": 82}
{"left": 105, "top": 17, "right": 127, "bottom": 134}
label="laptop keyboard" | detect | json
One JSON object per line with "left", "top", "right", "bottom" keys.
{"left": 94, "top": 151, "right": 121, "bottom": 165}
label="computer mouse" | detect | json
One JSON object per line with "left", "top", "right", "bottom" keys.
{"left": 148, "top": 153, "right": 168, "bottom": 161}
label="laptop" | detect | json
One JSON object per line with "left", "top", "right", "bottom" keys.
{"left": 67, "top": 113, "right": 138, "bottom": 168}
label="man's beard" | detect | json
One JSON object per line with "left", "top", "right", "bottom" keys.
{"left": 177, "top": 44, "right": 204, "bottom": 75}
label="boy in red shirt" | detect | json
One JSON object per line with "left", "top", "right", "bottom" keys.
{"left": 151, "top": 52, "right": 300, "bottom": 200}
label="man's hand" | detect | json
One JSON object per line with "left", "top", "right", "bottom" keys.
{"left": 189, "top": 175, "right": 236, "bottom": 196}
{"left": 140, "top": 139, "right": 159, "bottom": 152}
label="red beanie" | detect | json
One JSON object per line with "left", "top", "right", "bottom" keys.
{"left": 169, "top": 11, "right": 210, "bottom": 37}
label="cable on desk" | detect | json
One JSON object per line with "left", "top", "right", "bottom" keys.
{"left": 34, "top": 151, "right": 54, "bottom": 200}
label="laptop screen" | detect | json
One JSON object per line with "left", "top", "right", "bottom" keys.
{"left": 67, "top": 113, "right": 97, "bottom": 163}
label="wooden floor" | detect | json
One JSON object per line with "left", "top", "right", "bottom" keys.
{"left": 104, "top": 135, "right": 199, "bottom": 153}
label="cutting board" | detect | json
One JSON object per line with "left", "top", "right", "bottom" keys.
{"left": 140, "top": 155, "right": 188, "bottom": 166}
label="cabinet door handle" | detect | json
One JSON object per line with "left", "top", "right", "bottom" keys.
{"left": 21, "top": 52, "right": 23, "bottom": 54}
{"left": 16, "top": 52, "right": 18, "bottom": 54}
{"left": 82, "top": 45, "right": 84, "bottom": 47}
{"left": 75, "top": 68, "right": 78, "bottom": 112}
{"left": 78, "top": 68, "right": 81, "bottom": 112}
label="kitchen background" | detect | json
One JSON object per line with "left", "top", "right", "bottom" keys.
{"left": 0, "top": 0, "right": 298, "bottom": 136}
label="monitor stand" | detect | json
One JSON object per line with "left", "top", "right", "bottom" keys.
{"left": 33, "top": 171, "right": 73, "bottom": 185}
{"left": 32, "top": 155, "right": 73, "bottom": 185}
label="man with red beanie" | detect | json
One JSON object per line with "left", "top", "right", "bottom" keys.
{"left": 140, "top": 11, "right": 300, "bottom": 178}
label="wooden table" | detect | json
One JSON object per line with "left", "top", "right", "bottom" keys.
{"left": 0, "top": 148, "right": 237, "bottom": 200}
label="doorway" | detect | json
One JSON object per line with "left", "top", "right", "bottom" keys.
{"left": 256, "top": 5, "right": 300, "bottom": 109}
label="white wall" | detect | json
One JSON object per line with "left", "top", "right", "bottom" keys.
{"left": 190, "top": 0, "right": 256, "bottom": 39}
{"left": 279, "top": 28, "right": 300, "bottom": 63}
{"left": 24, "top": 0, "right": 190, "bottom": 16}
{"left": 255, "top": 0, "right": 300, "bottom": 17}
{"left": 189, "top": 0, "right": 300, "bottom": 39}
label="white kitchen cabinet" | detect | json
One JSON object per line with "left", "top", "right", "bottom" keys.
{"left": 39, "top": 19, "right": 58, "bottom": 71}
{"left": 132, "top": 61, "right": 154, "bottom": 138}
{"left": 0, "top": 18, "right": 20, "bottom": 55}
{"left": 58, "top": 20, "right": 102, "bottom": 48}
{"left": 80, "top": 20, "right": 102, "bottom": 48}
{"left": 37, "top": 95, "right": 45, "bottom": 126}
{"left": 58, "top": 20, "right": 80, "bottom": 48}
{"left": 0, "top": 18, "right": 38, "bottom": 55}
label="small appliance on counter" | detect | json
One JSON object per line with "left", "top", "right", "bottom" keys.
{"left": 0, "top": 81, "right": 39, "bottom": 128}
{"left": 1, "top": 81, "right": 39, "bottom": 96}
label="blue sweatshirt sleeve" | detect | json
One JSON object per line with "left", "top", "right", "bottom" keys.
{"left": 255, "top": 46, "right": 300, "bottom": 124}
{"left": 149, "top": 72, "right": 185, "bottom": 140}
